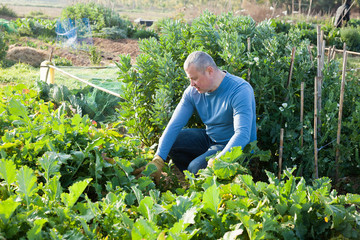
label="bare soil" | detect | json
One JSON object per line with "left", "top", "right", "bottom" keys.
{"left": 6, "top": 37, "right": 139, "bottom": 66}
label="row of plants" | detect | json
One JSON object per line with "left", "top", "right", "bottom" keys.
{"left": 0, "top": 84, "right": 360, "bottom": 239}
{"left": 0, "top": 3, "right": 157, "bottom": 40}
{"left": 117, "top": 11, "right": 360, "bottom": 186}
{"left": 271, "top": 18, "right": 360, "bottom": 52}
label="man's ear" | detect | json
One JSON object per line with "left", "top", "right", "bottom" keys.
{"left": 206, "top": 66, "right": 214, "bottom": 75}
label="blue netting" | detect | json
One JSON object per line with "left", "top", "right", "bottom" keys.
{"left": 56, "top": 18, "right": 93, "bottom": 49}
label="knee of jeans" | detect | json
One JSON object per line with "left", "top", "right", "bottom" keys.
{"left": 187, "top": 161, "right": 206, "bottom": 175}
{"left": 187, "top": 164, "right": 198, "bottom": 175}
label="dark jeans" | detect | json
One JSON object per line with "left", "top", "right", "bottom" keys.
{"left": 168, "top": 128, "right": 226, "bottom": 174}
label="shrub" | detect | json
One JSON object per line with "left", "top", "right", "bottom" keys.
{"left": 61, "top": 3, "right": 131, "bottom": 34}
{"left": 93, "top": 26, "right": 128, "bottom": 39}
{"left": 0, "top": 4, "right": 16, "bottom": 18}
{"left": 130, "top": 25, "right": 158, "bottom": 39}
{"left": 0, "top": 31, "right": 8, "bottom": 62}
{"left": 14, "top": 18, "right": 56, "bottom": 38}
{"left": 340, "top": 26, "right": 360, "bottom": 52}
{"left": 88, "top": 45, "right": 102, "bottom": 65}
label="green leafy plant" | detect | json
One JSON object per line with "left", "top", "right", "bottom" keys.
{"left": 88, "top": 45, "right": 102, "bottom": 65}
{"left": 0, "top": 4, "right": 16, "bottom": 18}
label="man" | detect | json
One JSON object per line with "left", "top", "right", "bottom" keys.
{"left": 134, "top": 51, "right": 257, "bottom": 183}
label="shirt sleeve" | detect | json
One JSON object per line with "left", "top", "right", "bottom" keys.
{"left": 214, "top": 84, "right": 255, "bottom": 159}
{"left": 155, "top": 87, "right": 195, "bottom": 160}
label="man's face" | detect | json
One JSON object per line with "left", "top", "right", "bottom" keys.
{"left": 185, "top": 64, "right": 213, "bottom": 93}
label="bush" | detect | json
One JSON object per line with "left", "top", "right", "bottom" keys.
{"left": 340, "top": 26, "right": 360, "bottom": 52}
{"left": 14, "top": 18, "right": 56, "bottom": 39}
{"left": 0, "top": 31, "right": 8, "bottom": 62}
{"left": 0, "top": 4, "right": 16, "bottom": 18}
{"left": 93, "top": 26, "right": 128, "bottom": 39}
{"left": 61, "top": 3, "right": 131, "bottom": 34}
{"left": 130, "top": 25, "right": 158, "bottom": 39}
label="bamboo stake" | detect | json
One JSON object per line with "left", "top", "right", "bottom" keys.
{"left": 314, "top": 76, "right": 319, "bottom": 179}
{"left": 299, "top": 0, "right": 302, "bottom": 14}
{"left": 286, "top": 47, "right": 296, "bottom": 89}
{"left": 321, "top": 39, "right": 325, "bottom": 74}
{"left": 316, "top": 26, "right": 323, "bottom": 135}
{"left": 307, "top": 45, "right": 313, "bottom": 66}
{"left": 278, "top": 128, "right": 284, "bottom": 179}
{"left": 307, "top": 0, "right": 312, "bottom": 17}
{"left": 327, "top": 47, "right": 360, "bottom": 56}
{"left": 331, "top": 45, "right": 337, "bottom": 60}
{"left": 317, "top": 26, "right": 322, "bottom": 78}
{"left": 327, "top": 46, "right": 333, "bottom": 65}
{"left": 300, "top": 82, "right": 304, "bottom": 148}
{"left": 247, "top": 37, "right": 251, "bottom": 82}
{"left": 335, "top": 43, "right": 347, "bottom": 180}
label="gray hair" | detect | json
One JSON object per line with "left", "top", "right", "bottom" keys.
{"left": 183, "top": 51, "right": 218, "bottom": 73}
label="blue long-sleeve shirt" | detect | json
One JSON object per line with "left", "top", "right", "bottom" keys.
{"left": 155, "top": 72, "right": 257, "bottom": 160}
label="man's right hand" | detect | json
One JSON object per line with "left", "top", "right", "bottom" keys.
{"left": 132, "top": 155, "right": 165, "bottom": 185}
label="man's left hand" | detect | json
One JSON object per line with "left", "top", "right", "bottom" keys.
{"left": 208, "top": 158, "right": 216, "bottom": 168}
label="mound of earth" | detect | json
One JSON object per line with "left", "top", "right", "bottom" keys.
{"left": 6, "top": 46, "right": 49, "bottom": 67}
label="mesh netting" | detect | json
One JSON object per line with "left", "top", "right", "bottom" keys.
{"left": 55, "top": 18, "right": 93, "bottom": 49}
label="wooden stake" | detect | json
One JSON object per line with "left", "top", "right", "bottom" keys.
{"left": 317, "top": 26, "right": 322, "bottom": 78}
{"left": 316, "top": 26, "right": 323, "bottom": 135}
{"left": 314, "top": 76, "right": 319, "bottom": 179}
{"left": 247, "top": 37, "right": 251, "bottom": 82}
{"left": 300, "top": 82, "right": 304, "bottom": 148}
{"left": 278, "top": 128, "right": 284, "bottom": 179}
{"left": 286, "top": 47, "right": 296, "bottom": 89}
{"left": 307, "top": 0, "right": 313, "bottom": 17}
{"left": 335, "top": 43, "right": 347, "bottom": 180}
{"left": 331, "top": 45, "right": 337, "bottom": 60}
{"left": 307, "top": 45, "right": 313, "bottom": 63}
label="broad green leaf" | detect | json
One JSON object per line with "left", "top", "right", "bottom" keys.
{"left": 116, "top": 158, "right": 134, "bottom": 178}
{"left": 142, "top": 163, "right": 158, "bottom": 177}
{"left": 0, "top": 142, "right": 21, "bottom": 150}
{"left": 0, "top": 159, "right": 17, "bottom": 194}
{"left": 168, "top": 220, "right": 190, "bottom": 236}
{"left": 219, "top": 146, "right": 243, "bottom": 163}
{"left": 345, "top": 193, "right": 360, "bottom": 204}
{"left": 235, "top": 210, "right": 260, "bottom": 240}
{"left": 275, "top": 202, "right": 288, "bottom": 216}
{"left": 203, "top": 183, "right": 221, "bottom": 217}
{"left": 213, "top": 160, "right": 239, "bottom": 180}
{"left": 45, "top": 175, "right": 62, "bottom": 202}
{"left": 8, "top": 98, "right": 28, "bottom": 120}
{"left": 238, "top": 175, "right": 258, "bottom": 197}
{"left": 27, "top": 218, "right": 48, "bottom": 240}
{"left": 131, "top": 218, "right": 159, "bottom": 240}
{"left": 138, "top": 196, "right": 163, "bottom": 222}
{"left": 61, "top": 178, "right": 92, "bottom": 208}
{"left": 85, "top": 138, "right": 105, "bottom": 153}
{"left": 223, "top": 228, "right": 244, "bottom": 240}
{"left": 16, "top": 166, "right": 38, "bottom": 206}
{"left": 181, "top": 206, "right": 198, "bottom": 224}
{"left": 38, "top": 152, "right": 61, "bottom": 183}
{"left": 169, "top": 196, "right": 194, "bottom": 220}
{"left": 131, "top": 186, "right": 144, "bottom": 204}
{"left": 0, "top": 195, "right": 20, "bottom": 224}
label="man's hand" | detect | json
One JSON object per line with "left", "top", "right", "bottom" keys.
{"left": 208, "top": 158, "right": 216, "bottom": 168}
{"left": 133, "top": 155, "right": 165, "bottom": 185}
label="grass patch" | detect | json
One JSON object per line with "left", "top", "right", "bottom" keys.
{"left": 0, "top": 63, "right": 39, "bottom": 87}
